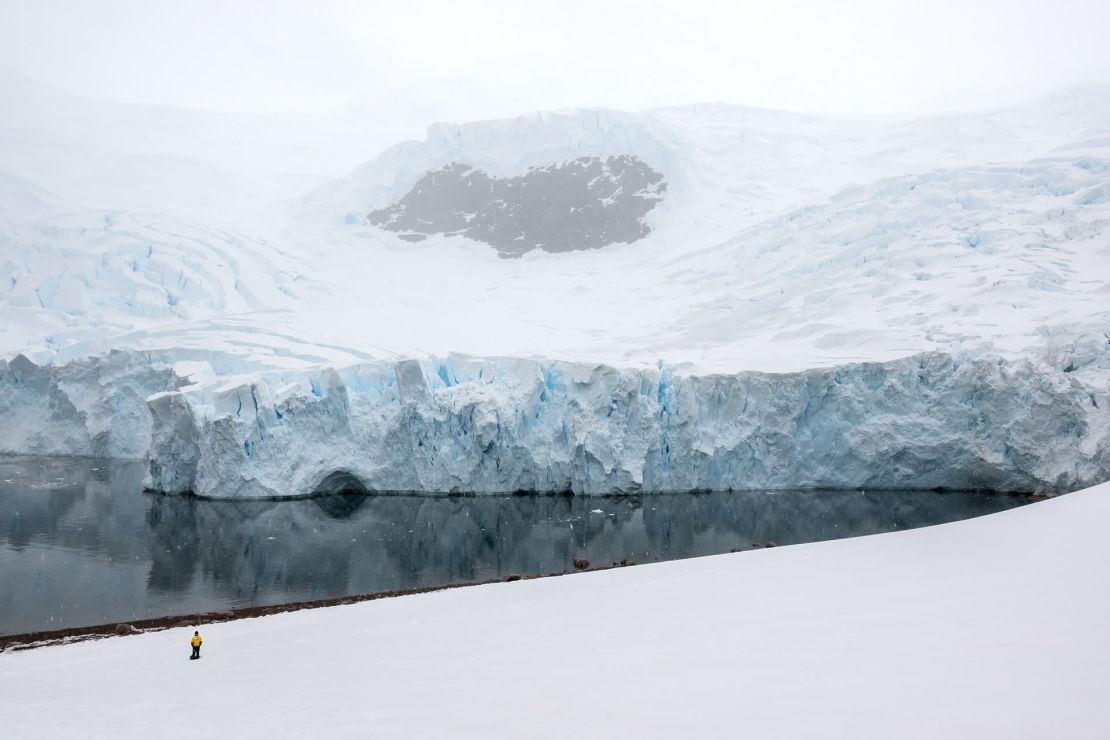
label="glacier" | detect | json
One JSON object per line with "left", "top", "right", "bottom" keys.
{"left": 0, "top": 351, "right": 177, "bottom": 459}
{"left": 2, "top": 77, "right": 1110, "bottom": 498}
{"left": 5, "top": 346, "right": 1106, "bottom": 497}
{"left": 144, "top": 351, "right": 1109, "bottom": 498}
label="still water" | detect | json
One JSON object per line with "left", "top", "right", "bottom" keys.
{"left": 0, "top": 454, "right": 1035, "bottom": 636}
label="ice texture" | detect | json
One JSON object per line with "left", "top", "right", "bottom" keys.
{"left": 0, "top": 352, "right": 177, "bottom": 459}
{"left": 138, "top": 351, "right": 1110, "bottom": 497}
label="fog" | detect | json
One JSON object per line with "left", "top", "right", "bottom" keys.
{"left": 3, "top": 0, "right": 1109, "bottom": 127}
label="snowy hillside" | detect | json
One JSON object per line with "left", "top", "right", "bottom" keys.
{"left": 1, "top": 77, "right": 1108, "bottom": 496}
{"left": 0, "top": 172, "right": 321, "bottom": 358}
{"left": 4, "top": 480, "right": 1109, "bottom": 739}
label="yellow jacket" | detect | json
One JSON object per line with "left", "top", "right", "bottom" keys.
{"left": 191, "top": 634, "right": 203, "bottom": 648}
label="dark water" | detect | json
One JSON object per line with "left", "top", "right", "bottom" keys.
{"left": 0, "top": 455, "right": 1036, "bottom": 636}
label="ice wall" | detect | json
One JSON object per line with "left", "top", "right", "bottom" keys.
{"left": 0, "top": 352, "right": 178, "bottom": 459}
{"left": 140, "top": 350, "right": 1109, "bottom": 498}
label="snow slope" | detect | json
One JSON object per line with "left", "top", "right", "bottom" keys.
{"left": 2, "top": 481, "right": 1108, "bottom": 739}
{"left": 1, "top": 78, "right": 1109, "bottom": 495}
{"left": 0, "top": 174, "right": 322, "bottom": 357}
{"left": 5, "top": 82, "right": 1109, "bottom": 374}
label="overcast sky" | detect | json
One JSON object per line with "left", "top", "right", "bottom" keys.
{"left": 3, "top": 0, "right": 1110, "bottom": 124}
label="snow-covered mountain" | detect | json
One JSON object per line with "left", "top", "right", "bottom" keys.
{"left": 1, "top": 77, "right": 1108, "bottom": 496}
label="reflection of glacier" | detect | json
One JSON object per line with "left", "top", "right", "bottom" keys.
{"left": 0, "top": 455, "right": 1031, "bottom": 635}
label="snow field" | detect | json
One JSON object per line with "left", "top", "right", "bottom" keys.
{"left": 3, "top": 85, "right": 1110, "bottom": 377}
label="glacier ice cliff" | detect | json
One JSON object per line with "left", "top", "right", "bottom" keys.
{"left": 0, "top": 352, "right": 178, "bottom": 459}
{"left": 3, "top": 348, "right": 1107, "bottom": 498}
{"left": 139, "top": 350, "right": 1109, "bottom": 497}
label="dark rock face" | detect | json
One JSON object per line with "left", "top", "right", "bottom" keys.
{"left": 367, "top": 155, "right": 666, "bottom": 257}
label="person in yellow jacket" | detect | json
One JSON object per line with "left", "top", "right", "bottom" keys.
{"left": 190, "top": 630, "right": 203, "bottom": 660}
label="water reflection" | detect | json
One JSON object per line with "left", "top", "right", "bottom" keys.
{"left": 0, "top": 455, "right": 1034, "bottom": 635}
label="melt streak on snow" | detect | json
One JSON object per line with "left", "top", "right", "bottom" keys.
{"left": 2, "top": 481, "right": 1109, "bottom": 739}
{"left": 1, "top": 77, "right": 1109, "bottom": 496}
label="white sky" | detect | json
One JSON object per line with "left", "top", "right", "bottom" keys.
{"left": 2, "top": 0, "right": 1110, "bottom": 123}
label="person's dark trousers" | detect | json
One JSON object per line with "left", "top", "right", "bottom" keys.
{"left": 192, "top": 646, "right": 200, "bottom": 658}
